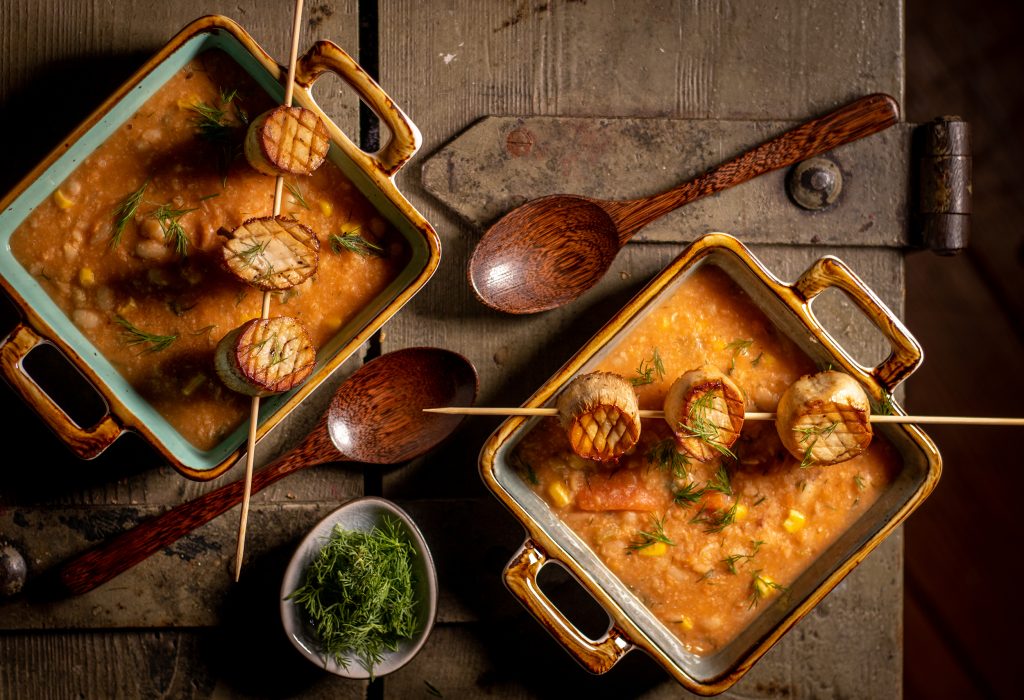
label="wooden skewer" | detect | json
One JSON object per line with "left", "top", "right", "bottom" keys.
{"left": 422, "top": 407, "right": 1024, "bottom": 426}
{"left": 234, "top": 0, "right": 306, "bottom": 583}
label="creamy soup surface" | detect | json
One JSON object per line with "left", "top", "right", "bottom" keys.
{"left": 513, "top": 265, "right": 899, "bottom": 655}
{"left": 11, "top": 50, "right": 408, "bottom": 450}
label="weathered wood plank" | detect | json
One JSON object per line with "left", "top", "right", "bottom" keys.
{"left": 422, "top": 116, "right": 910, "bottom": 247}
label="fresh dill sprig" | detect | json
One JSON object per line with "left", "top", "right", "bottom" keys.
{"left": 797, "top": 421, "right": 839, "bottom": 468}
{"left": 237, "top": 238, "right": 270, "bottom": 267}
{"left": 725, "top": 338, "right": 754, "bottom": 374}
{"left": 689, "top": 499, "right": 739, "bottom": 534}
{"left": 626, "top": 513, "right": 674, "bottom": 554}
{"left": 115, "top": 315, "right": 178, "bottom": 353}
{"left": 721, "top": 540, "right": 764, "bottom": 575}
{"left": 678, "top": 391, "right": 737, "bottom": 459}
{"left": 189, "top": 88, "right": 246, "bottom": 183}
{"left": 672, "top": 480, "right": 703, "bottom": 507}
{"left": 747, "top": 570, "right": 787, "bottom": 610}
{"left": 877, "top": 390, "right": 896, "bottom": 416}
{"left": 631, "top": 347, "right": 666, "bottom": 386}
{"left": 647, "top": 438, "right": 690, "bottom": 479}
{"left": 696, "top": 569, "right": 716, "bottom": 584}
{"left": 329, "top": 229, "right": 386, "bottom": 257}
{"left": 704, "top": 465, "right": 733, "bottom": 496}
{"left": 110, "top": 179, "right": 148, "bottom": 247}
{"left": 150, "top": 202, "right": 198, "bottom": 256}
{"left": 285, "top": 180, "right": 311, "bottom": 210}
{"left": 286, "top": 517, "right": 419, "bottom": 678}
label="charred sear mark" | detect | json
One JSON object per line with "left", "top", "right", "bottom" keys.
{"left": 59, "top": 508, "right": 144, "bottom": 542}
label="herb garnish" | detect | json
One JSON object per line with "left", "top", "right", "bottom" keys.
{"left": 690, "top": 499, "right": 739, "bottom": 534}
{"left": 696, "top": 569, "right": 716, "bottom": 584}
{"left": 722, "top": 540, "right": 764, "bottom": 575}
{"left": 704, "top": 465, "right": 733, "bottom": 496}
{"left": 877, "top": 390, "right": 896, "bottom": 416}
{"left": 647, "top": 438, "right": 690, "bottom": 478}
{"left": 285, "top": 180, "right": 311, "bottom": 210}
{"left": 189, "top": 88, "right": 247, "bottom": 183}
{"left": 751, "top": 351, "right": 764, "bottom": 367}
{"left": 329, "top": 229, "right": 386, "bottom": 257}
{"left": 672, "top": 481, "right": 703, "bottom": 507}
{"left": 678, "top": 391, "right": 737, "bottom": 459}
{"left": 110, "top": 180, "right": 148, "bottom": 247}
{"left": 747, "top": 570, "right": 787, "bottom": 610}
{"left": 797, "top": 421, "right": 839, "bottom": 468}
{"left": 854, "top": 474, "right": 866, "bottom": 491}
{"left": 631, "top": 348, "right": 666, "bottom": 386}
{"left": 724, "top": 338, "right": 754, "bottom": 374}
{"left": 286, "top": 517, "right": 419, "bottom": 677}
{"left": 626, "top": 513, "right": 674, "bottom": 554}
{"left": 150, "top": 203, "right": 198, "bottom": 256}
{"left": 115, "top": 315, "right": 178, "bottom": 353}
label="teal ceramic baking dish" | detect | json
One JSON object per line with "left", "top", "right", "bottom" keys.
{"left": 0, "top": 16, "right": 440, "bottom": 479}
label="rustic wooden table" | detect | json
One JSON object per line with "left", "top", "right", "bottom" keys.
{"left": 0, "top": 1, "right": 911, "bottom": 697}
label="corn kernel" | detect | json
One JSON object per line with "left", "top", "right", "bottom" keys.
{"left": 754, "top": 575, "right": 776, "bottom": 597}
{"left": 325, "top": 316, "right": 343, "bottom": 332}
{"left": 733, "top": 503, "right": 748, "bottom": 522}
{"left": 318, "top": 200, "right": 333, "bottom": 216}
{"left": 176, "top": 93, "right": 201, "bottom": 110}
{"left": 117, "top": 298, "right": 137, "bottom": 315}
{"left": 638, "top": 541, "right": 668, "bottom": 557}
{"left": 679, "top": 615, "right": 694, "bottom": 631}
{"left": 78, "top": 268, "right": 95, "bottom": 287}
{"left": 783, "top": 508, "right": 807, "bottom": 533}
{"left": 53, "top": 189, "right": 74, "bottom": 210}
{"left": 547, "top": 481, "right": 572, "bottom": 509}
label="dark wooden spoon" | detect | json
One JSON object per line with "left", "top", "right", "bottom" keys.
{"left": 468, "top": 93, "right": 900, "bottom": 314}
{"left": 55, "top": 347, "right": 478, "bottom": 596}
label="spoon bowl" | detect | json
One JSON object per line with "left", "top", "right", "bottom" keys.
{"left": 56, "top": 347, "right": 478, "bottom": 596}
{"left": 469, "top": 195, "right": 620, "bottom": 314}
{"left": 468, "top": 94, "right": 900, "bottom": 315}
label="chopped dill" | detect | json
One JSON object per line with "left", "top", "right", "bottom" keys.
{"left": 753, "top": 494, "right": 767, "bottom": 506}
{"left": 191, "top": 324, "right": 216, "bottom": 336}
{"left": 110, "top": 179, "right": 148, "bottom": 247}
{"left": 150, "top": 202, "right": 198, "bottom": 256}
{"left": 724, "top": 338, "right": 754, "bottom": 374}
{"left": 722, "top": 540, "right": 764, "bottom": 575}
{"left": 854, "top": 474, "right": 866, "bottom": 491}
{"left": 237, "top": 238, "right": 270, "bottom": 267}
{"left": 751, "top": 351, "right": 764, "bottom": 367}
{"left": 696, "top": 569, "right": 716, "bottom": 584}
{"left": 329, "top": 229, "right": 386, "bottom": 258}
{"left": 678, "top": 391, "right": 737, "bottom": 459}
{"left": 626, "top": 513, "right": 674, "bottom": 554}
{"left": 631, "top": 347, "right": 666, "bottom": 386}
{"left": 115, "top": 315, "right": 177, "bottom": 353}
{"left": 647, "top": 438, "right": 690, "bottom": 478}
{"left": 672, "top": 481, "right": 703, "bottom": 507}
{"left": 747, "top": 570, "right": 787, "bottom": 610}
{"left": 285, "top": 180, "right": 311, "bottom": 210}
{"left": 189, "top": 88, "right": 247, "bottom": 183}
{"left": 286, "top": 517, "right": 419, "bottom": 678}
{"left": 797, "top": 421, "right": 839, "bottom": 468}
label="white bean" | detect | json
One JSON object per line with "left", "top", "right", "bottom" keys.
{"left": 72, "top": 309, "right": 102, "bottom": 330}
{"left": 140, "top": 218, "right": 164, "bottom": 242}
{"left": 136, "top": 239, "right": 170, "bottom": 261}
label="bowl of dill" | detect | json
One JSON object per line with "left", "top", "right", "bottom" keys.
{"left": 280, "top": 497, "right": 437, "bottom": 678}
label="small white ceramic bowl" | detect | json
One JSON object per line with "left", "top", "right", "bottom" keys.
{"left": 280, "top": 497, "right": 437, "bottom": 678}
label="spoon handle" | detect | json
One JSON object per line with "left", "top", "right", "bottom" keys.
{"left": 609, "top": 93, "right": 900, "bottom": 240}
{"left": 54, "top": 426, "right": 336, "bottom": 596}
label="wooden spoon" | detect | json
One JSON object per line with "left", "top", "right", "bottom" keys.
{"left": 468, "top": 93, "right": 900, "bottom": 314}
{"left": 55, "top": 347, "right": 478, "bottom": 596}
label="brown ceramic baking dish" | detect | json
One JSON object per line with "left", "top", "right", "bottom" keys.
{"left": 479, "top": 233, "right": 941, "bottom": 694}
{"left": 0, "top": 16, "right": 440, "bottom": 479}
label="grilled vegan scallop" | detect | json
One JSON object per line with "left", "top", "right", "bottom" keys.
{"left": 244, "top": 105, "right": 330, "bottom": 176}
{"left": 221, "top": 216, "right": 320, "bottom": 291}
{"left": 556, "top": 371, "right": 641, "bottom": 461}
{"left": 663, "top": 365, "right": 745, "bottom": 461}
{"left": 214, "top": 317, "right": 316, "bottom": 397}
{"left": 776, "top": 370, "right": 873, "bottom": 466}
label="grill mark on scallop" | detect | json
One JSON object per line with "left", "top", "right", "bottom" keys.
{"left": 221, "top": 215, "right": 319, "bottom": 291}
{"left": 245, "top": 106, "right": 330, "bottom": 176}
{"left": 557, "top": 371, "right": 641, "bottom": 461}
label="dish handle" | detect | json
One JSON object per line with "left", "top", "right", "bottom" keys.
{"left": 296, "top": 40, "right": 421, "bottom": 178}
{"left": 0, "top": 323, "right": 122, "bottom": 459}
{"left": 794, "top": 256, "right": 923, "bottom": 389}
{"left": 503, "top": 539, "right": 633, "bottom": 674}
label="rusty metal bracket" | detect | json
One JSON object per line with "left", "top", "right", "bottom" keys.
{"left": 421, "top": 115, "right": 971, "bottom": 254}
